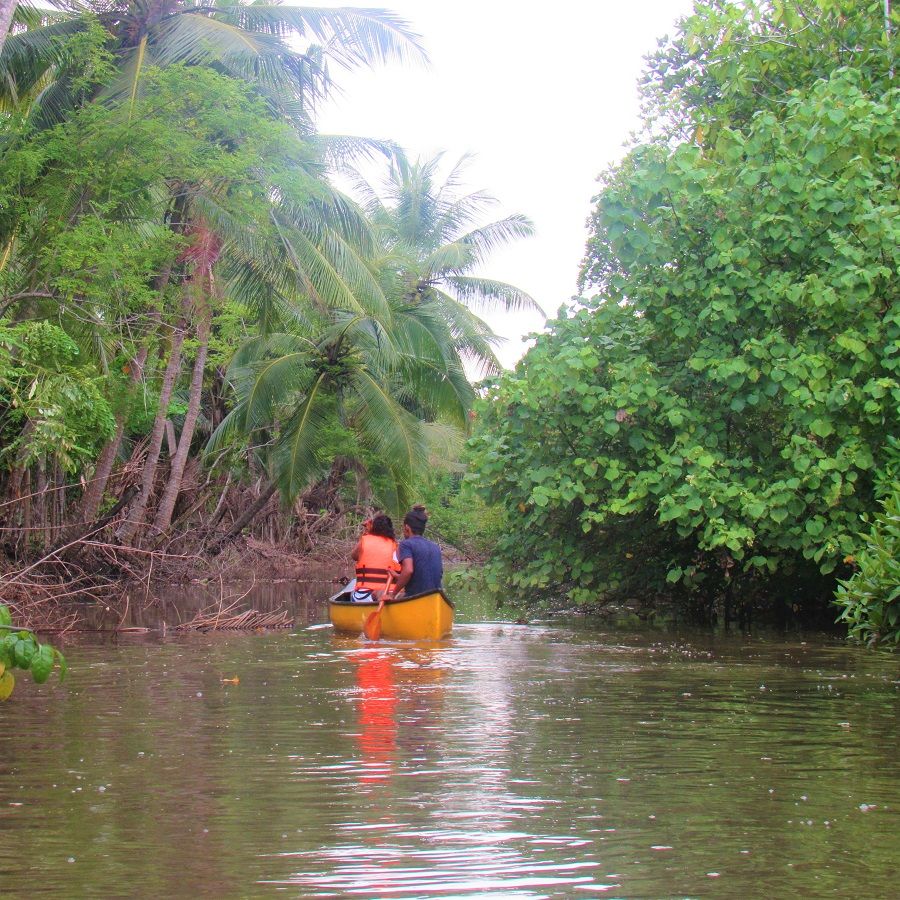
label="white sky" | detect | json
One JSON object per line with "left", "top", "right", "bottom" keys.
{"left": 316, "top": 1, "right": 695, "bottom": 367}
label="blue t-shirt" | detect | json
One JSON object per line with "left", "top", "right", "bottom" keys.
{"left": 398, "top": 535, "right": 443, "bottom": 595}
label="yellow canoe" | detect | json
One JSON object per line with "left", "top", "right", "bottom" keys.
{"left": 329, "top": 588, "right": 454, "bottom": 640}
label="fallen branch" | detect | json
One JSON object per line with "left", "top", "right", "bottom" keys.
{"left": 174, "top": 604, "right": 293, "bottom": 632}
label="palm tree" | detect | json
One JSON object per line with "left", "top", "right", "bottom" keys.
{"left": 111, "top": 65, "right": 406, "bottom": 543}
{"left": 0, "top": 1, "right": 424, "bottom": 127}
{"left": 207, "top": 150, "right": 539, "bottom": 538}
{"left": 353, "top": 150, "right": 541, "bottom": 375}
{"left": 0, "top": 3, "right": 424, "bottom": 546}
{"left": 206, "top": 295, "right": 452, "bottom": 534}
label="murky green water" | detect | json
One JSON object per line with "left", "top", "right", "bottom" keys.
{"left": 1, "top": 582, "right": 898, "bottom": 898}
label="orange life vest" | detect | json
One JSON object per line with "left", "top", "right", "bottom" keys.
{"left": 355, "top": 534, "right": 400, "bottom": 590}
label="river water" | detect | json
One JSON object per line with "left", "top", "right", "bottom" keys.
{"left": 1, "top": 580, "right": 898, "bottom": 898}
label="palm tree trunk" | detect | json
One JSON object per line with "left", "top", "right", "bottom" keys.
{"left": 59, "top": 260, "right": 169, "bottom": 547}
{"left": 212, "top": 481, "right": 278, "bottom": 550}
{"left": 0, "top": 0, "right": 17, "bottom": 57}
{"left": 78, "top": 422, "right": 125, "bottom": 517}
{"left": 150, "top": 313, "right": 210, "bottom": 537}
{"left": 117, "top": 323, "right": 186, "bottom": 545}
{"left": 207, "top": 470, "right": 233, "bottom": 531}
{"left": 111, "top": 194, "right": 188, "bottom": 546}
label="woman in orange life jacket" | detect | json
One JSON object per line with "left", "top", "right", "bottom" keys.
{"left": 350, "top": 513, "right": 400, "bottom": 602}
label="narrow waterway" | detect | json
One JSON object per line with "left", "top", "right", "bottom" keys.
{"left": 1, "top": 581, "right": 897, "bottom": 898}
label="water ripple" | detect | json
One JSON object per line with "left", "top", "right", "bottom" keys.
{"left": 0, "top": 620, "right": 897, "bottom": 898}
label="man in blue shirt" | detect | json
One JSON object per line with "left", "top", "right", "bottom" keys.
{"left": 388, "top": 505, "right": 443, "bottom": 598}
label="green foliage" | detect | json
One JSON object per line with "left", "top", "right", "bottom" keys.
{"left": 642, "top": 0, "right": 896, "bottom": 141}
{"left": 0, "top": 2, "right": 436, "bottom": 556}
{"left": 0, "top": 320, "right": 116, "bottom": 471}
{"left": 417, "top": 469, "right": 504, "bottom": 559}
{"left": 833, "top": 439, "right": 900, "bottom": 646}
{"left": 1, "top": 62, "right": 349, "bottom": 458}
{"left": 0, "top": 2, "right": 422, "bottom": 130}
{"left": 470, "top": 3, "right": 898, "bottom": 619}
{"left": 0, "top": 605, "right": 67, "bottom": 700}
{"left": 210, "top": 151, "right": 538, "bottom": 515}
{"left": 834, "top": 487, "right": 900, "bottom": 647}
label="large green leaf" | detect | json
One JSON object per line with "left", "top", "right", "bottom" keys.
{"left": 446, "top": 275, "right": 543, "bottom": 314}
{"left": 347, "top": 368, "right": 428, "bottom": 477}
{"left": 271, "top": 371, "right": 332, "bottom": 499}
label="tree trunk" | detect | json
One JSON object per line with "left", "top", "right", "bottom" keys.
{"left": 51, "top": 459, "right": 63, "bottom": 545}
{"left": 117, "top": 323, "right": 186, "bottom": 545}
{"left": 57, "top": 346, "right": 150, "bottom": 547}
{"left": 35, "top": 460, "right": 49, "bottom": 550}
{"left": 150, "top": 313, "right": 210, "bottom": 537}
{"left": 0, "top": 0, "right": 17, "bottom": 58}
{"left": 21, "top": 469, "right": 30, "bottom": 555}
{"left": 164, "top": 418, "right": 177, "bottom": 458}
{"left": 207, "top": 471, "right": 233, "bottom": 531}
{"left": 211, "top": 480, "right": 278, "bottom": 551}
{"left": 55, "top": 424, "right": 122, "bottom": 546}
{"left": 113, "top": 206, "right": 185, "bottom": 545}
{"left": 210, "top": 365, "right": 228, "bottom": 430}
{"left": 60, "top": 255, "right": 170, "bottom": 547}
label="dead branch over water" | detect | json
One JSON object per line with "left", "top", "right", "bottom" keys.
{"left": 168, "top": 576, "right": 295, "bottom": 632}
{"left": 0, "top": 464, "right": 367, "bottom": 631}
{"left": 0, "top": 536, "right": 314, "bottom": 632}
{"left": 173, "top": 597, "right": 293, "bottom": 632}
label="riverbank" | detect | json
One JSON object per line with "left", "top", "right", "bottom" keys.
{"left": 0, "top": 526, "right": 474, "bottom": 633}
{"left": 0, "top": 532, "right": 342, "bottom": 631}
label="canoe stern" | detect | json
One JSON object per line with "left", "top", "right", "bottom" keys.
{"left": 329, "top": 589, "right": 453, "bottom": 640}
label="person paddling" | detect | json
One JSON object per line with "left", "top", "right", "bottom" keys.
{"left": 350, "top": 513, "right": 400, "bottom": 602}
{"left": 387, "top": 505, "right": 443, "bottom": 599}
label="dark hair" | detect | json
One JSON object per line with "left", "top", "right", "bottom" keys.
{"left": 370, "top": 514, "right": 396, "bottom": 540}
{"left": 403, "top": 504, "right": 428, "bottom": 535}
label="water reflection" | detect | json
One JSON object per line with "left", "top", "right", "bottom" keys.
{"left": 0, "top": 614, "right": 898, "bottom": 898}
{"left": 277, "top": 637, "right": 611, "bottom": 896}
{"left": 353, "top": 646, "right": 402, "bottom": 790}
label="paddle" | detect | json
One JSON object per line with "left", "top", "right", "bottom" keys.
{"left": 363, "top": 573, "right": 394, "bottom": 641}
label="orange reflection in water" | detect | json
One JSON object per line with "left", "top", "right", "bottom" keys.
{"left": 295, "top": 643, "right": 454, "bottom": 895}
{"left": 353, "top": 648, "right": 398, "bottom": 784}
{"left": 349, "top": 644, "right": 450, "bottom": 788}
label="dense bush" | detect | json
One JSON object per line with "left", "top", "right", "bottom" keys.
{"left": 834, "top": 487, "right": 900, "bottom": 646}
{"left": 469, "top": 3, "right": 898, "bottom": 621}
{"left": 0, "top": 320, "right": 116, "bottom": 473}
{"left": 417, "top": 470, "right": 504, "bottom": 560}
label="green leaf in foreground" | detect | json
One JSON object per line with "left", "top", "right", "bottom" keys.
{"left": 0, "top": 670, "right": 15, "bottom": 701}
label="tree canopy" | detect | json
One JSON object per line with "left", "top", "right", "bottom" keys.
{"left": 0, "top": 3, "right": 536, "bottom": 587}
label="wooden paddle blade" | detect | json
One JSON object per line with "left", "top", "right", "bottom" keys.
{"left": 363, "top": 601, "right": 385, "bottom": 640}
{"left": 363, "top": 575, "right": 393, "bottom": 640}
